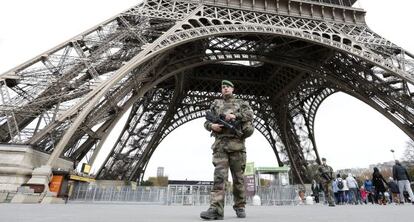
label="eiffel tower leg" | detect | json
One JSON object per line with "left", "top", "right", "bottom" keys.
{"left": 97, "top": 82, "right": 178, "bottom": 181}
{"left": 29, "top": 7, "right": 205, "bottom": 186}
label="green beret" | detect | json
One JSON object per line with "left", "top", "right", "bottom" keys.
{"left": 321, "top": 158, "right": 326, "bottom": 161}
{"left": 221, "top": 80, "right": 234, "bottom": 87}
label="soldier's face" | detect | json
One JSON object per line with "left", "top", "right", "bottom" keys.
{"left": 221, "top": 85, "right": 234, "bottom": 96}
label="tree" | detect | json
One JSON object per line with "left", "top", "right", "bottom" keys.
{"left": 403, "top": 140, "right": 414, "bottom": 162}
{"left": 148, "top": 176, "right": 168, "bottom": 186}
{"left": 140, "top": 180, "right": 154, "bottom": 186}
{"left": 356, "top": 169, "right": 372, "bottom": 182}
{"left": 407, "top": 167, "right": 414, "bottom": 181}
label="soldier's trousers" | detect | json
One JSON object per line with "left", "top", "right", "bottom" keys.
{"left": 210, "top": 148, "right": 246, "bottom": 216}
{"left": 322, "top": 181, "right": 335, "bottom": 204}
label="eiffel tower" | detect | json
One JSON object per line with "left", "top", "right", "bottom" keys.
{"left": 1, "top": 0, "right": 414, "bottom": 186}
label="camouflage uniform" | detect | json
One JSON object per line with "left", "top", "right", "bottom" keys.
{"left": 317, "top": 164, "right": 335, "bottom": 206}
{"left": 204, "top": 94, "right": 254, "bottom": 217}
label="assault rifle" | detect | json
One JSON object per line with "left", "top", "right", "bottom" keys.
{"left": 205, "top": 111, "right": 243, "bottom": 137}
{"left": 318, "top": 167, "right": 332, "bottom": 181}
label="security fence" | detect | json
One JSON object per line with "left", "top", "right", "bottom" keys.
{"left": 69, "top": 183, "right": 301, "bottom": 205}
{"left": 256, "top": 185, "right": 302, "bottom": 205}
{"left": 69, "top": 184, "right": 167, "bottom": 204}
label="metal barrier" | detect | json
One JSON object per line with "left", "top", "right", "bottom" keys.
{"left": 69, "top": 184, "right": 167, "bottom": 204}
{"left": 166, "top": 184, "right": 211, "bottom": 205}
{"left": 256, "top": 185, "right": 301, "bottom": 205}
{"left": 166, "top": 184, "right": 235, "bottom": 206}
{"left": 69, "top": 183, "right": 301, "bottom": 205}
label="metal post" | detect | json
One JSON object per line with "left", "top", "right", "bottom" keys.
{"left": 181, "top": 185, "right": 184, "bottom": 205}
{"left": 109, "top": 187, "right": 114, "bottom": 201}
{"left": 134, "top": 187, "right": 138, "bottom": 202}
{"left": 166, "top": 186, "right": 170, "bottom": 205}
{"left": 84, "top": 185, "right": 88, "bottom": 201}
{"left": 75, "top": 183, "right": 81, "bottom": 200}
{"left": 156, "top": 187, "right": 159, "bottom": 203}
{"left": 92, "top": 186, "right": 97, "bottom": 202}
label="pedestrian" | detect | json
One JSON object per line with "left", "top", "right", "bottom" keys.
{"left": 200, "top": 80, "right": 254, "bottom": 220}
{"left": 364, "top": 176, "right": 375, "bottom": 204}
{"left": 316, "top": 157, "right": 335, "bottom": 206}
{"left": 392, "top": 160, "right": 414, "bottom": 204}
{"left": 332, "top": 179, "right": 338, "bottom": 204}
{"left": 311, "top": 179, "right": 321, "bottom": 203}
{"left": 346, "top": 173, "right": 359, "bottom": 204}
{"left": 334, "top": 174, "right": 345, "bottom": 204}
{"left": 372, "top": 167, "right": 388, "bottom": 205}
{"left": 360, "top": 186, "right": 368, "bottom": 204}
{"left": 388, "top": 177, "right": 400, "bottom": 204}
{"left": 342, "top": 176, "right": 349, "bottom": 204}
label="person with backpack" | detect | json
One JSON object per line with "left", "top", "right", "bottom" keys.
{"left": 335, "top": 174, "right": 345, "bottom": 205}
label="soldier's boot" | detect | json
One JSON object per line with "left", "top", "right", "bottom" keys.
{"left": 233, "top": 207, "right": 246, "bottom": 218}
{"left": 200, "top": 208, "right": 223, "bottom": 220}
{"left": 328, "top": 202, "right": 335, "bottom": 207}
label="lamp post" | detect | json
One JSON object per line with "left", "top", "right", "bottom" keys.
{"left": 390, "top": 149, "right": 396, "bottom": 161}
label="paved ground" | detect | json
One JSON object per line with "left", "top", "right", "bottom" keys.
{"left": 0, "top": 203, "right": 412, "bottom": 222}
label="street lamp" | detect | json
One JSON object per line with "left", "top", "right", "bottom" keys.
{"left": 390, "top": 149, "right": 396, "bottom": 161}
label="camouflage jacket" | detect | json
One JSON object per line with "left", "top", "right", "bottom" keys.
{"left": 204, "top": 95, "right": 254, "bottom": 141}
{"left": 317, "top": 164, "right": 334, "bottom": 183}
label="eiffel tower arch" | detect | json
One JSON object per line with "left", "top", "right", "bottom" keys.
{"left": 1, "top": 0, "right": 414, "bottom": 187}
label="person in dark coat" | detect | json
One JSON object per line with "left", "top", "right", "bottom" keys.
{"left": 393, "top": 160, "right": 414, "bottom": 204}
{"left": 372, "top": 167, "right": 388, "bottom": 205}
{"left": 388, "top": 177, "right": 400, "bottom": 204}
{"left": 311, "top": 179, "right": 321, "bottom": 203}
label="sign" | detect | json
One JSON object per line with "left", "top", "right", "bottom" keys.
{"left": 49, "top": 175, "right": 64, "bottom": 195}
{"left": 244, "top": 175, "right": 255, "bottom": 196}
{"left": 81, "top": 163, "right": 91, "bottom": 174}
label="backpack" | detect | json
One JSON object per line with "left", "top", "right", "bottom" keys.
{"left": 337, "top": 178, "right": 344, "bottom": 189}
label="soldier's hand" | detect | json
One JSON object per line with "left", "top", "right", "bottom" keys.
{"left": 224, "top": 113, "right": 236, "bottom": 121}
{"left": 211, "top": 124, "right": 224, "bottom": 132}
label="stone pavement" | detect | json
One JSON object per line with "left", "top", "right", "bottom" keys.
{"left": 0, "top": 203, "right": 412, "bottom": 222}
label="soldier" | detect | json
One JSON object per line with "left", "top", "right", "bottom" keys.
{"left": 200, "top": 80, "right": 254, "bottom": 220}
{"left": 317, "top": 157, "right": 335, "bottom": 207}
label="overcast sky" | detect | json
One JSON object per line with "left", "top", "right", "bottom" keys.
{"left": 0, "top": 0, "right": 413, "bottom": 181}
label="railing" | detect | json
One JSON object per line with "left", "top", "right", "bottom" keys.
{"left": 69, "top": 185, "right": 167, "bottom": 204}
{"left": 69, "top": 183, "right": 301, "bottom": 205}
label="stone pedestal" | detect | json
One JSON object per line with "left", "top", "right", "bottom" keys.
{"left": 0, "top": 145, "right": 73, "bottom": 203}
{"left": 26, "top": 165, "right": 53, "bottom": 187}
{"left": 41, "top": 196, "right": 66, "bottom": 204}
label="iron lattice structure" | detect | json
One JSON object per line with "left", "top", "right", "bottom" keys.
{"left": 1, "top": 0, "right": 414, "bottom": 184}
